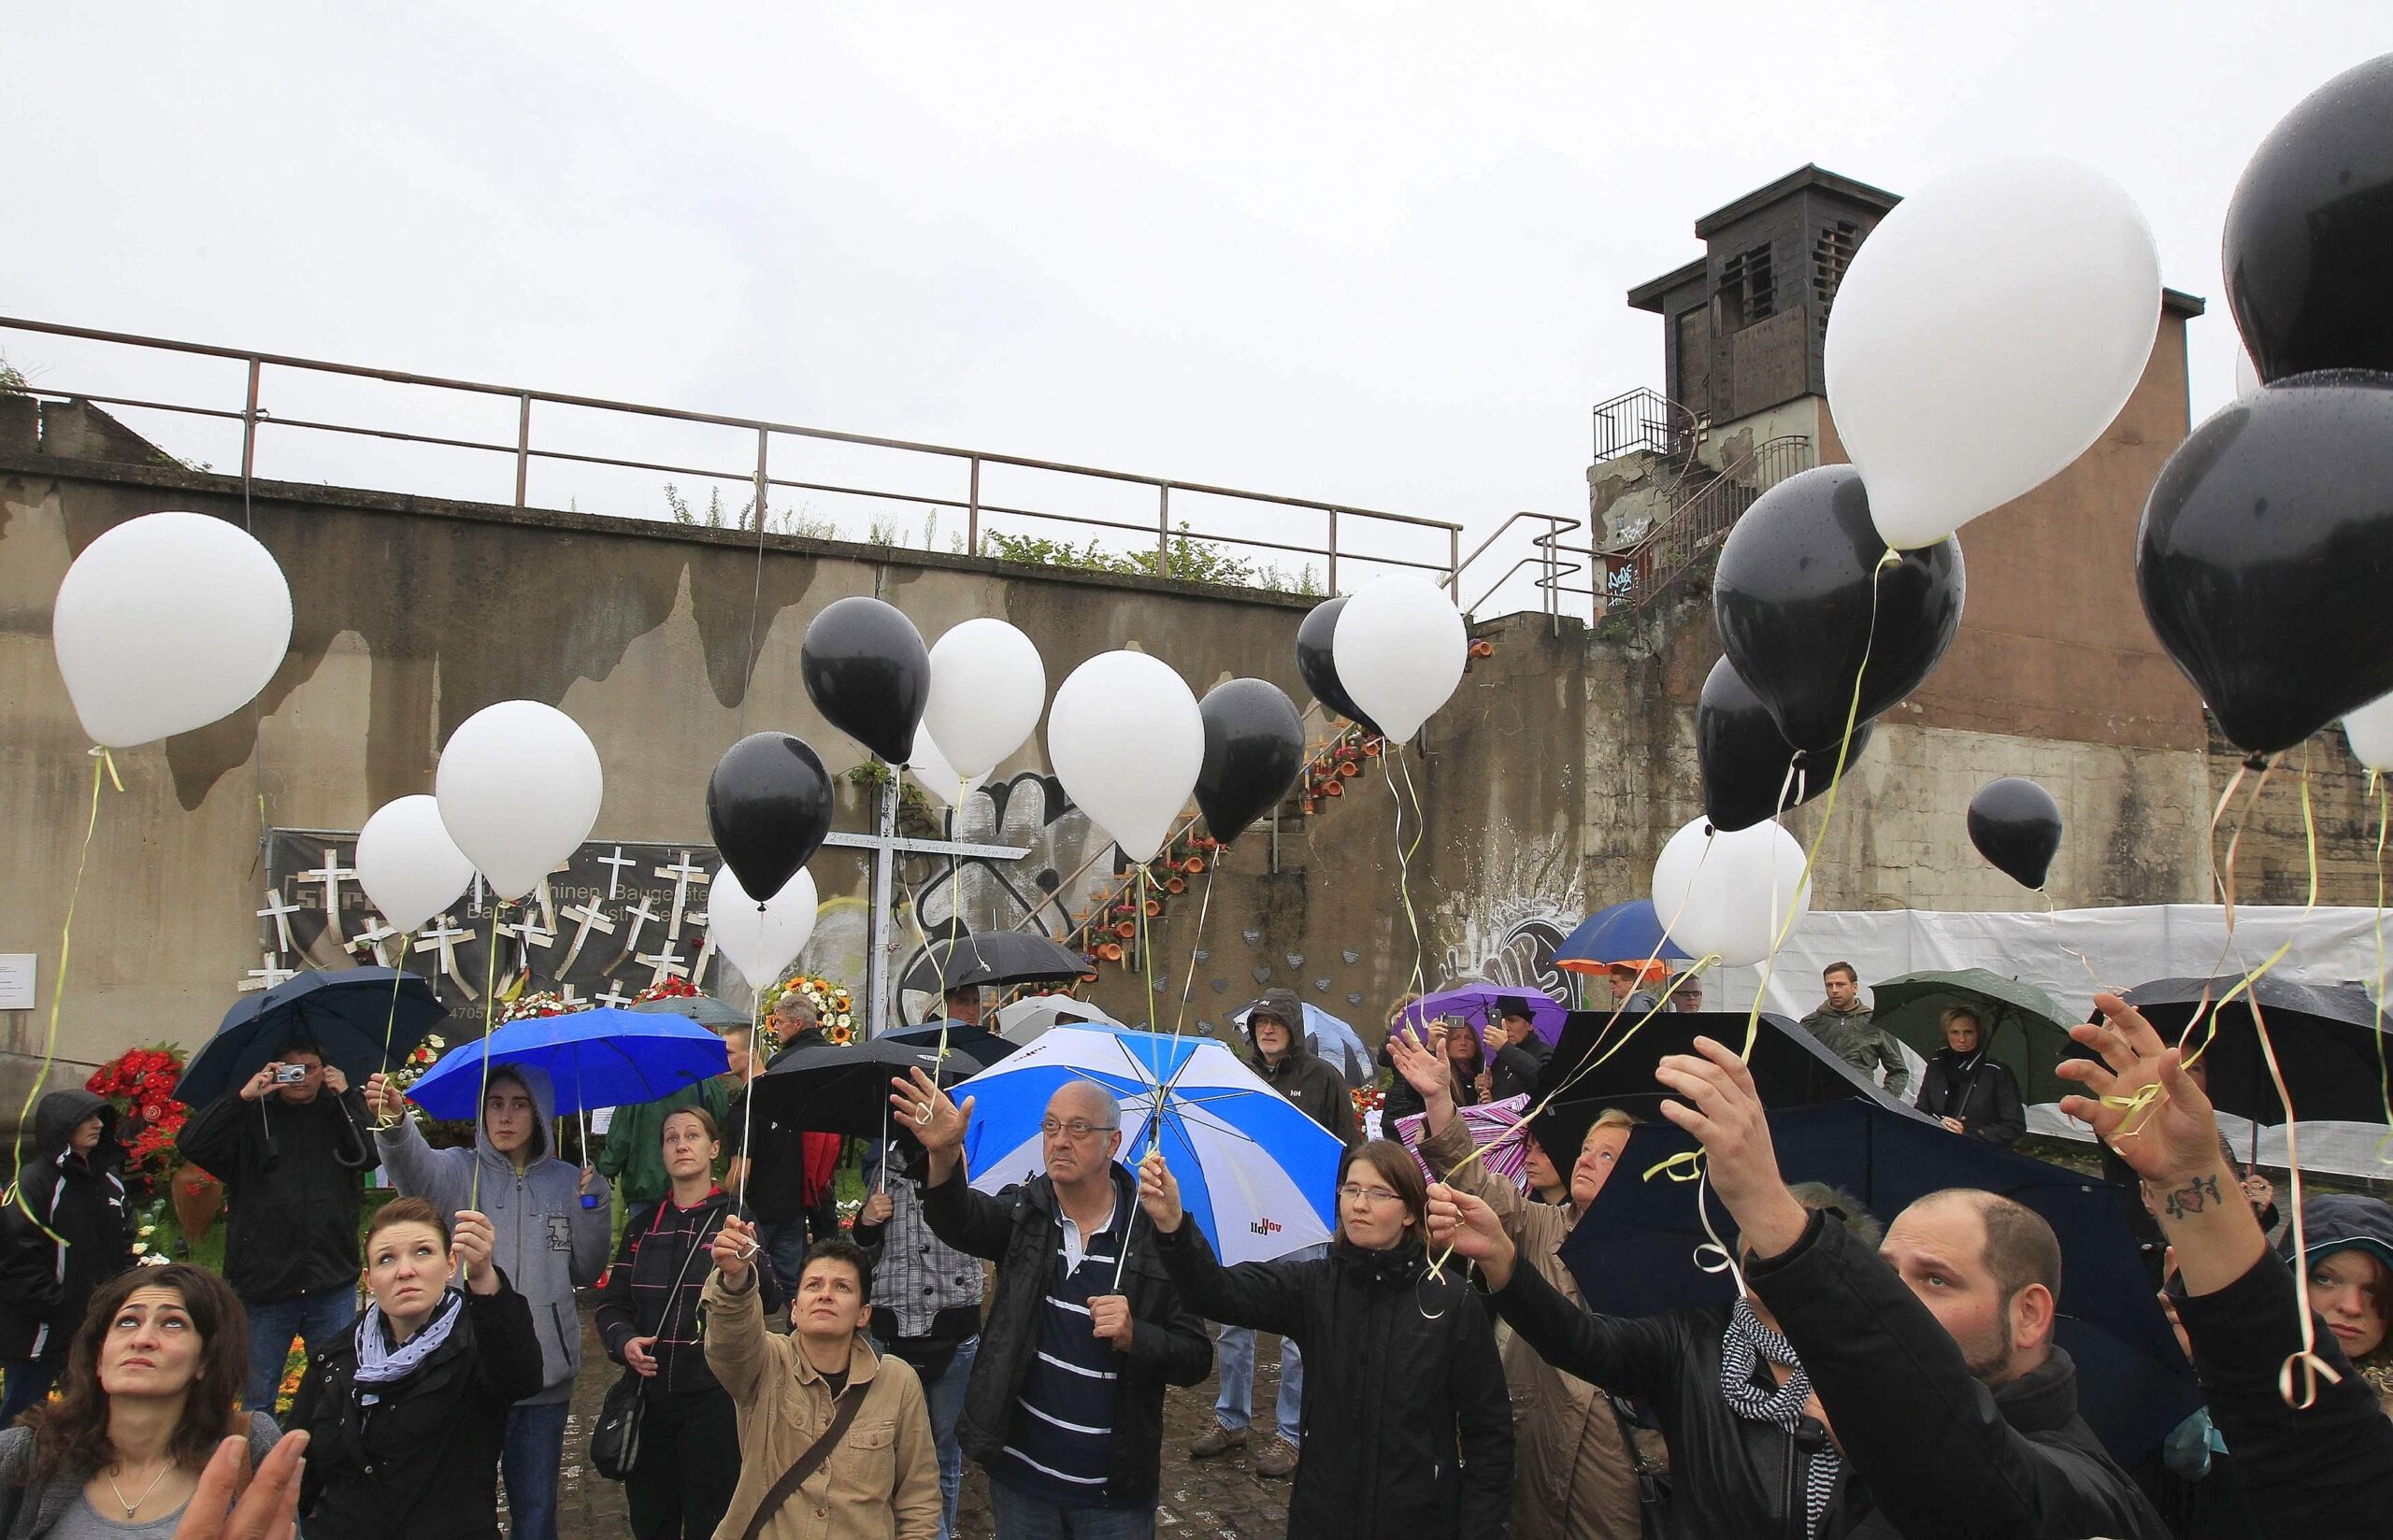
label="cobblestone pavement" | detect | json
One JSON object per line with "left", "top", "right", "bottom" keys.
{"left": 557, "top": 1305, "right": 1296, "bottom": 1539}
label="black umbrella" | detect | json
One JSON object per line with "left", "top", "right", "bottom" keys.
{"left": 1557, "top": 1100, "right": 2199, "bottom": 1465}
{"left": 885, "top": 1022, "right": 1020, "bottom": 1067}
{"left": 176, "top": 967, "right": 448, "bottom": 1107}
{"left": 899, "top": 933, "right": 1091, "bottom": 994}
{"left": 627, "top": 993, "right": 751, "bottom": 1030}
{"left": 1526, "top": 1008, "right": 1893, "bottom": 1164}
{"left": 749, "top": 1035, "right": 988, "bottom": 1140}
{"left": 2098, "top": 974, "right": 2393, "bottom": 1148}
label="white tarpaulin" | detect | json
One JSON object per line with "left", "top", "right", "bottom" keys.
{"left": 1707, "top": 905, "right": 2393, "bottom": 1179}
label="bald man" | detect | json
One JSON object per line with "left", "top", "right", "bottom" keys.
{"left": 895, "top": 1069, "right": 1210, "bottom": 1540}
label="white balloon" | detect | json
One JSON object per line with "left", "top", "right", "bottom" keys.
{"left": 924, "top": 619, "right": 1047, "bottom": 779}
{"left": 1331, "top": 575, "right": 1468, "bottom": 743}
{"left": 434, "top": 701, "right": 604, "bottom": 902}
{"left": 2345, "top": 694, "right": 2393, "bottom": 773}
{"left": 2233, "top": 347, "right": 2263, "bottom": 402}
{"left": 907, "top": 723, "right": 987, "bottom": 810}
{"left": 1650, "top": 818, "right": 1812, "bottom": 968}
{"left": 1825, "top": 155, "right": 2161, "bottom": 549}
{"left": 355, "top": 795, "right": 476, "bottom": 934}
{"left": 709, "top": 867, "right": 819, "bottom": 988}
{"left": 1047, "top": 651, "right": 1203, "bottom": 863}
{"left": 51, "top": 510, "right": 294, "bottom": 748}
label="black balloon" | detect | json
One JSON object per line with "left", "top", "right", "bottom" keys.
{"left": 2224, "top": 54, "right": 2393, "bottom": 381}
{"left": 1295, "top": 597, "right": 1383, "bottom": 736}
{"left": 706, "top": 733, "right": 833, "bottom": 905}
{"left": 800, "top": 596, "right": 929, "bottom": 764}
{"left": 1713, "top": 465, "right": 1965, "bottom": 749}
{"left": 2138, "top": 371, "right": 2393, "bottom": 756}
{"left": 1196, "top": 678, "right": 1307, "bottom": 846}
{"left": 1968, "top": 777, "right": 2063, "bottom": 891}
{"left": 1697, "top": 657, "right": 1874, "bottom": 833}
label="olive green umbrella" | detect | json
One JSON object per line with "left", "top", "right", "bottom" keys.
{"left": 1870, "top": 968, "right": 2075, "bottom": 1105}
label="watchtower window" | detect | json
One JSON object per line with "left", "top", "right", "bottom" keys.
{"left": 1813, "top": 221, "right": 1860, "bottom": 328}
{"left": 1715, "top": 243, "right": 1775, "bottom": 333}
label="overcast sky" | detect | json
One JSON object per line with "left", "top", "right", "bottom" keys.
{"left": 7, "top": 3, "right": 2388, "bottom": 604}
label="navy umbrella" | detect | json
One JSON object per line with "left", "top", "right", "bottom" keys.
{"left": 885, "top": 1021, "right": 1019, "bottom": 1067}
{"left": 1558, "top": 1100, "right": 2199, "bottom": 1464}
{"left": 176, "top": 967, "right": 447, "bottom": 1107}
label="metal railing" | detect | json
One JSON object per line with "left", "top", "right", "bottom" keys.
{"left": 1591, "top": 387, "right": 1698, "bottom": 465}
{"left": 1457, "top": 510, "right": 1583, "bottom": 620}
{"left": 0, "top": 316, "right": 1463, "bottom": 598}
{"left": 1603, "top": 435, "right": 1814, "bottom": 612}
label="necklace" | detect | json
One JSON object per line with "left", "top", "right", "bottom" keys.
{"left": 106, "top": 1461, "right": 172, "bottom": 1519}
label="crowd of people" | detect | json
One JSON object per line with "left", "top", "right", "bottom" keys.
{"left": 0, "top": 963, "right": 2386, "bottom": 1540}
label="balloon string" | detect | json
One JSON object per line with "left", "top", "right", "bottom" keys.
{"left": 2179, "top": 758, "right": 2283, "bottom": 1077}
{"left": 1135, "top": 863, "right": 1161, "bottom": 1031}
{"left": 1388, "top": 745, "right": 1429, "bottom": 1004}
{"left": 2255, "top": 761, "right": 2334, "bottom": 1407}
{"left": 6, "top": 747, "right": 118, "bottom": 1243}
{"left": 937, "top": 770, "right": 969, "bottom": 1065}
{"left": 2372, "top": 775, "right": 2393, "bottom": 1167}
{"left": 466, "top": 901, "right": 506, "bottom": 1226}
{"left": 371, "top": 933, "right": 414, "bottom": 1132}
{"left": 742, "top": 991, "right": 761, "bottom": 1201}
{"left": 1171, "top": 861, "right": 1219, "bottom": 1037}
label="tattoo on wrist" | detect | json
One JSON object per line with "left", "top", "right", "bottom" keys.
{"left": 2152, "top": 1172, "right": 2222, "bottom": 1220}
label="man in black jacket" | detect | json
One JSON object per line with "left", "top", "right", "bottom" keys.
{"left": 177, "top": 1031, "right": 377, "bottom": 1412}
{"left": 1193, "top": 990, "right": 1360, "bottom": 1476}
{"left": 1436, "top": 1034, "right": 2167, "bottom": 1539}
{"left": 893, "top": 1065, "right": 1211, "bottom": 1540}
{"left": 0, "top": 1089, "right": 132, "bottom": 1420}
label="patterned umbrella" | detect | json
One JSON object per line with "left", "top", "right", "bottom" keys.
{"left": 1390, "top": 1092, "right": 1532, "bottom": 1191}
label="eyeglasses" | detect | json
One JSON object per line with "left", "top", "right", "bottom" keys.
{"left": 1338, "top": 1182, "right": 1403, "bottom": 1205}
{"left": 1039, "top": 1118, "right": 1119, "bottom": 1139}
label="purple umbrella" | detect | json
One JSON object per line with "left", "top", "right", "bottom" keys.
{"left": 1397, "top": 984, "right": 1568, "bottom": 1047}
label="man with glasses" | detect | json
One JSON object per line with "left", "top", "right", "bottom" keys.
{"left": 892, "top": 1067, "right": 1211, "bottom": 1540}
{"left": 1669, "top": 973, "right": 1705, "bottom": 1012}
{"left": 1192, "top": 989, "right": 1358, "bottom": 1477}
{"left": 176, "top": 1030, "right": 377, "bottom": 1412}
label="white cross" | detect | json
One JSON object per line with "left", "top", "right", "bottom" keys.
{"left": 413, "top": 917, "right": 478, "bottom": 1001}
{"left": 596, "top": 847, "right": 638, "bottom": 899}
{"left": 636, "top": 940, "right": 689, "bottom": 988}
{"left": 655, "top": 852, "right": 711, "bottom": 937}
{"left": 255, "top": 890, "right": 301, "bottom": 954}
{"left": 597, "top": 981, "right": 635, "bottom": 1008}
{"left": 351, "top": 920, "right": 399, "bottom": 967}
{"left": 555, "top": 901, "right": 616, "bottom": 977}
{"left": 557, "top": 982, "right": 584, "bottom": 1007}
{"left": 294, "top": 849, "right": 359, "bottom": 944}
{"left": 612, "top": 895, "right": 662, "bottom": 968}
{"left": 688, "top": 934, "right": 717, "bottom": 990}
{"left": 239, "top": 952, "right": 297, "bottom": 992}
{"left": 507, "top": 912, "right": 556, "bottom": 952}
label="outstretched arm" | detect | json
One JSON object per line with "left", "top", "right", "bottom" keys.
{"left": 1139, "top": 1151, "right": 1308, "bottom": 1340}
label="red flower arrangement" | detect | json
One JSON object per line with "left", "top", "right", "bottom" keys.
{"left": 86, "top": 1044, "right": 196, "bottom": 1196}
{"left": 1350, "top": 1084, "right": 1385, "bottom": 1116}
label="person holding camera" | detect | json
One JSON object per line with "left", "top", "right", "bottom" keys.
{"left": 175, "top": 1033, "right": 377, "bottom": 1414}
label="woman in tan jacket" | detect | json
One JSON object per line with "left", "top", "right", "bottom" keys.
{"left": 704, "top": 1218, "right": 940, "bottom": 1540}
{"left": 1389, "top": 1026, "right": 1652, "bottom": 1540}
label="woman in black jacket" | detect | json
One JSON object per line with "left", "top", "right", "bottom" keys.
{"left": 594, "top": 1105, "right": 773, "bottom": 1540}
{"left": 1137, "top": 1137, "right": 1512, "bottom": 1539}
{"left": 288, "top": 1196, "right": 543, "bottom": 1540}
{"left": 1913, "top": 1007, "right": 2026, "bottom": 1146}
{"left": 0, "top": 1090, "right": 133, "bottom": 1423}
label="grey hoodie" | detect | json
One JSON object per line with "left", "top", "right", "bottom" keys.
{"left": 375, "top": 1062, "right": 609, "bottom": 1403}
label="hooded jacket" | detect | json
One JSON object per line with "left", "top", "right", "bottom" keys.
{"left": 289, "top": 1275, "right": 545, "bottom": 1540}
{"left": 1154, "top": 1221, "right": 1513, "bottom": 1539}
{"left": 1243, "top": 992, "right": 1362, "bottom": 1146}
{"left": 1913, "top": 1048, "right": 2027, "bottom": 1146}
{"left": 175, "top": 1076, "right": 376, "bottom": 1303}
{"left": 0, "top": 1091, "right": 131, "bottom": 1362}
{"left": 2277, "top": 1192, "right": 2393, "bottom": 1416}
{"left": 375, "top": 1063, "right": 610, "bottom": 1403}
{"left": 1797, "top": 1000, "right": 1910, "bottom": 1099}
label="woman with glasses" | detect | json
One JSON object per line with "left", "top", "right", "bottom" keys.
{"left": 1136, "top": 1138, "right": 1511, "bottom": 1539}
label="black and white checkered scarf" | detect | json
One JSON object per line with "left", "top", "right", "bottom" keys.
{"left": 1719, "top": 1298, "right": 1841, "bottom": 1539}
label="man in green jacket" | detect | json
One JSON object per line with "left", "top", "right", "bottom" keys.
{"left": 1797, "top": 961, "right": 1910, "bottom": 1099}
{"left": 598, "top": 1075, "right": 730, "bottom": 1234}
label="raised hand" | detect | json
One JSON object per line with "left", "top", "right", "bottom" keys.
{"left": 238, "top": 1063, "right": 280, "bottom": 1104}
{"left": 1426, "top": 1182, "right": 1517, "bottom": 1289}
{"left": 1136, "top": 1150, "right": 1183, "bottom": 1233}
{"left": 363, "top": 1073, "right": 407, "bottom": 1122}
{"left": 859, "top": 1191, "right": 894, "bottom": 1227}
{"left": 713, "top": 1213, "right": 756, "bottom": 1285}
{"left": 451, "top": 1210, "right": 499, "bottom": 1294}
{"left": 889, "top": 1067, "right": 971, "bottom": 1153}
{"left": 176, "top": 1430, "right": 309, "bottom": 1540}
{"left": 1654, "top": 1036, "right": 1809, "bottom": 1258}
{"left": 1386, "top": 1027, "right": 1452, "bottom": 1101}
{"left": 320, "top": 1063, "right": 350, "bottom": 1095}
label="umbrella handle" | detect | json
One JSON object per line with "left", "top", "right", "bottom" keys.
{"left": 580, "top": 1105, "right": 598, "bottom": 1209}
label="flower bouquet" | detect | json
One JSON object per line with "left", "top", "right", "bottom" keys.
{"left": 773, "top": 974, "right": 857, "bottom": 1046}
{"left": 85, "top": 1045, "right": 192, "bottom": 1204}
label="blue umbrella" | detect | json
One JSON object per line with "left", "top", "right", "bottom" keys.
{"left": 1558, "top": 1099, "right": 2199, "bottom": 1464}
{"left": 1229, "top": 1000, "right": 1372, "bottom": 1087}
{"left": 404, "top": 1008, "right": 727, "bottom": 1120}
{"left": 176, "top": 968, "right": 447, "bottom": 1107}
{"left": 1554, "top": 900, "right": 1691, "bottom": 975}
{"left": 956, "top": 1026, "right": 1343, "bottom": 1265}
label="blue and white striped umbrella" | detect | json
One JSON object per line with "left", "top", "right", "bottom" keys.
{"left": 958, "top": 1026, "right": 1341, "bottom": 1264}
